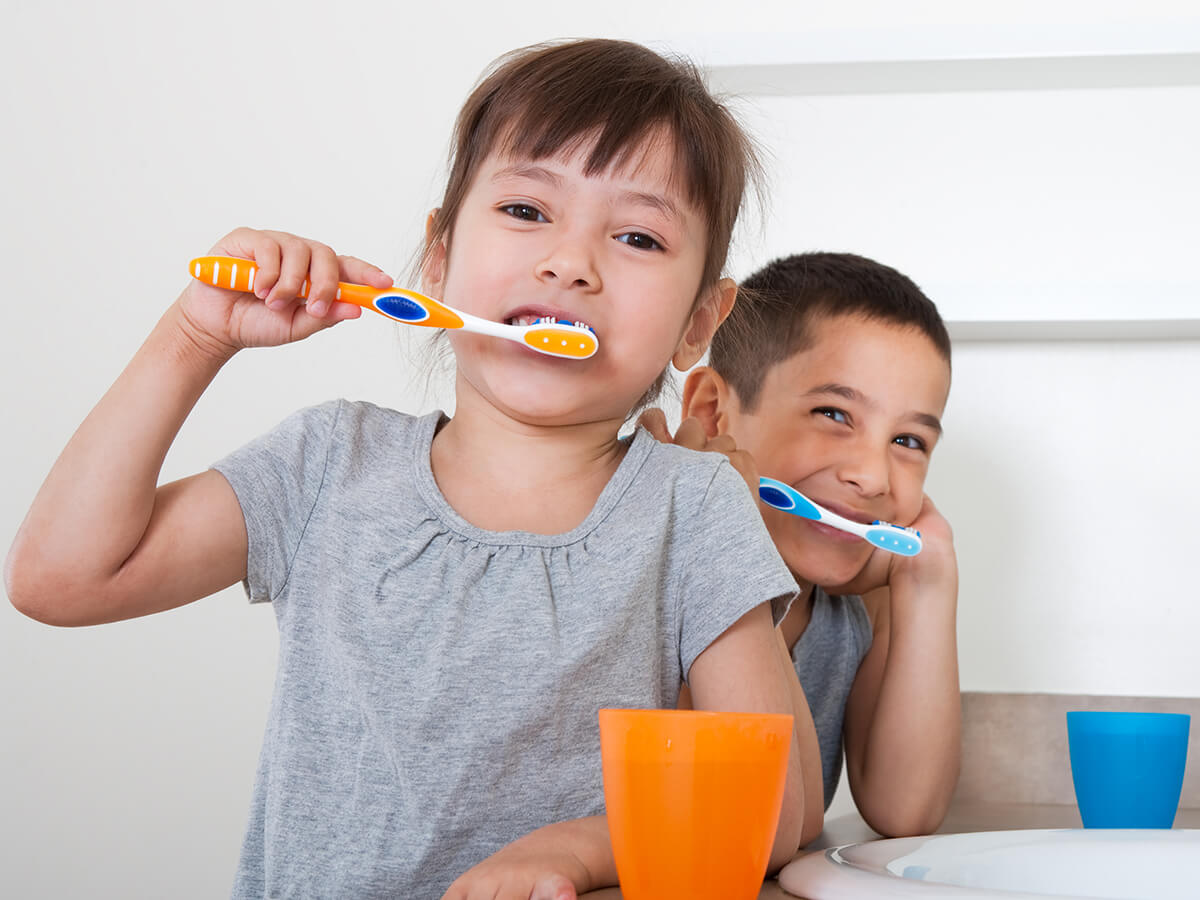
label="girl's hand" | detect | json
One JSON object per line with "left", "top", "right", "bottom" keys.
{"left": 441, "top": 847, "right": 586, "bottom": 900}
{"left": 175, "top": 226, "right": 394, "bottom": 359}
{"left": 828, "top": 494, "right": 956, "bottom": 598}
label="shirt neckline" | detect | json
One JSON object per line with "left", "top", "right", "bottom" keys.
{"left": 409, "top": 410, "right": 656, "bottom": 548}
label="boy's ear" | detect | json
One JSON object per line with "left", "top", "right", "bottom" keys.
{"left": 672, "top": 277, "right": 738, "bottom": 372}
{"left": 682, "top": 366, "right": 734, "bottom": 438}
{"left": 420, "top": 208, "right": 447, "bottom": 297}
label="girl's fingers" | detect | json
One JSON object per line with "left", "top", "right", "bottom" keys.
{"left": 338, "top": 254, "right": 394, "bottom": 290}
{"left": 266, "top": 234, "right": 312, "bottom": 310}
{"left": 212, "top": 227, "right": 281, "bottom": 300}
{"left": 531, "top": 874, "right": 576, "bottom": 900}
{"left": 204, "top": 228, "right": 382, "bottom": 324}
{"left": 286, "top": 297, "right": 361, "bottom": 342}
{"left": 304, "top": 242, "right": 341, "bottom": 317}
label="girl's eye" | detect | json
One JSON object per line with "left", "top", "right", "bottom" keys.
{"left": 815, "top": 407, "right": 848, "bottom": 425}
{"left": 894, "top": 434, "right": 927, "bottom": 452}
{"left": 500, "top": 204, "right": 547, "bottom": 223}
{"left": 616, "top": 232, "right": 663, "bottom": 251}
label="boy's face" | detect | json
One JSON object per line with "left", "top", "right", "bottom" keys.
{"left": 714, "top": 314, "right": 950, "bottom": 587}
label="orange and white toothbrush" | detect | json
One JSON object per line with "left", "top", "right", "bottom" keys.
{"left": 189, "top": 255, "right": 598, "bottom": 360}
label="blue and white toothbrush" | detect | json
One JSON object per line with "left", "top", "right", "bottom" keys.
{"left": 757, "top": 476, "right": 922, "bottom": 557}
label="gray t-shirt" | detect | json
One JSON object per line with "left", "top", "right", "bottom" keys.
{"left": 213, "top": 400, "right": 797, "bottom": 899}
{"left": 791, "top": 586, "right": 873, "bottom": 809}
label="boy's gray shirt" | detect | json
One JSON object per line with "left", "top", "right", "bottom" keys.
{"left": 213, "top": 400, "right": 797, "bottom": 899}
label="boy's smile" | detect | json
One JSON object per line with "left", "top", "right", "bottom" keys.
{"left": 709, "top": 313, "right": 951, "bottom": 587}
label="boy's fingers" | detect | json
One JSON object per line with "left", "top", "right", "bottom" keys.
{"left": 674, "top": 416, "right": 707, "bottom": 451}
{"left": 726, "top": 448, "right": 760, "bottom": 493}
{"left": 705, "top": 433, "right": 736, "bottom": 455}
{"left": 636, "top": 408, "right": 673, "bottom": 444}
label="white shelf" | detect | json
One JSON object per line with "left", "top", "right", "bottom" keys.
{"left": 948, "top": 319, "right": 1200, "bottom": 342}
{"left": 649, "top": 23, "right": 1200, "bottom": 69}
{"left": 708, "top": 53, "right": 1200, "bottom": 97}
{"left": 638, "top": 25, "right": 1200, "bottom": 338}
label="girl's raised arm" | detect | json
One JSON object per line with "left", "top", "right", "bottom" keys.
{"left": 4, "top": 228, "right": 391, "bottom": 626}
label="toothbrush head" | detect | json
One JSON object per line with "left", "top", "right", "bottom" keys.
{"left": 863, "top": 523, "right": 923, "bottom": 557}
{"left": 523, "top": 318, "right": 599, "bottom": 359}
{"left": 758, "top": 477, "right": 821, "bottom": 520}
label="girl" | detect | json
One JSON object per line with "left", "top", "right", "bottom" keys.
{"left": 6, "top": 39, "right": 804, "bottom": 898}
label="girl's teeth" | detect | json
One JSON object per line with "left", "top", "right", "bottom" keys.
{"left": 508, "top": 314, "right": 593, "bottom": 332}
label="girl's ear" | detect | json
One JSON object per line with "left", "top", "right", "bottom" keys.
{"left": 672, "top": 278, "right": 738, "bottom": 372}
{"left": 420, "top": 208, "right": 447, "bottom": 297}
{"left": 682, "top": 366, "right": 735, "bottom": 438}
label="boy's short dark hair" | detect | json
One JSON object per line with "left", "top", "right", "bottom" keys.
{"left": 710, "top": 252, "right": 951, "bottom": 411}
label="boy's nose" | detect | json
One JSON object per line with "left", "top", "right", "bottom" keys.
{"left": 535, "top": 238, "right": 602, "bottom": 292}
{"left": 836, "top": 446, "right": 890, "bottom": 498}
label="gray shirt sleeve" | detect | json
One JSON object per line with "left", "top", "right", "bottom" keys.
{"left": 212, "top": 400, "right": 342, "bottom": 603}
{"left": 675, "top": 459, "right": 797, "bottom": 680}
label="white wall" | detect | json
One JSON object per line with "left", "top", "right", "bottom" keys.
{"left": 2, "top": 1, "right": 1197, "bottom": 894}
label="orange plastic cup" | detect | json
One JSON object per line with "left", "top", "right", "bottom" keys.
{"left": 598, "top": 708, "right": 793, "bottom": 900}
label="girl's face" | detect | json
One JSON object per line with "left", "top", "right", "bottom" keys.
{"left": 725, "top": 315, "right": 951, "bottom": 587}
{"left": 423, "top": 135, "right": 716, "bottom": 427}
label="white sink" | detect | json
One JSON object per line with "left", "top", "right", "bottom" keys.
{"left": 779, "top": 829, "right": 1200, "bottom": 899}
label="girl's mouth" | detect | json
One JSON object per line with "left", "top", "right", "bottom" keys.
{"left": 506, "top": 313, "right": 595, "bottom": 334}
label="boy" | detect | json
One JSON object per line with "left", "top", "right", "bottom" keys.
{"left": 644, "top": 251, "right": 960, "bottom": 842}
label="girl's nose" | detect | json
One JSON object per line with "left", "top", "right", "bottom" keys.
{"left": 535, "top": 237, "right": 601, "bottom": 292}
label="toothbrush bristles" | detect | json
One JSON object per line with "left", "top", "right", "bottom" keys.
{"left": 531, "top": 316, "right": 595, "bottom": 334}
{"left": 873, "top": 520, "right": 921, "bottom": 537}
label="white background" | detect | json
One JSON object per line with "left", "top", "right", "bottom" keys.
{"left": 2, "top": 1, "right": 1198, "bottom": 894}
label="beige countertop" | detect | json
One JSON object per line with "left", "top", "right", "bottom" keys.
{"left": 580, "top": 804, "right": 1200, "bottom": 899}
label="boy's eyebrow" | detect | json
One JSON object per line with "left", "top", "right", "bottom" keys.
{"left": 910, "top": 412, "right": 944, "bottom": 436}
{"left": 806, "top": 383, "right": 863, "bottom": 403}
{"left": 805, "top": 383, "right": 944, "bottom": 435}
{"left": 492, "top": 163, "right": 682, "bottom": 223}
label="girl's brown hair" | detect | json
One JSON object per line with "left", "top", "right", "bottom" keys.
{"left": 423, "top": 38, "right": 759, "bottom": 294}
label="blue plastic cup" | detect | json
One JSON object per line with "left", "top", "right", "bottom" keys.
{"left": 1066, "top": 711, "right": 1190, "bottom": 828}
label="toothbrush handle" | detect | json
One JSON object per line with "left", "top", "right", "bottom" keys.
{"left": 188, "top": 256, "right": 465, "bottom": 329}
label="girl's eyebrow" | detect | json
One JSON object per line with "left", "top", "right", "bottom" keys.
{"left": 619, "top": 189, "right": 682, "bottom": 224}
{"left": 492, "top": 163, "right": 563, "bottom": 188}
{"left": 805, "top": 382, "right": 943, "bottom": 435}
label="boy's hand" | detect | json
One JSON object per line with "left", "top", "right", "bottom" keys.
{"left": 175, "top": 226, "right": 393, "bottom": 360}
{"left": 637, "top": 409, "right": 760, "bottom": 493}
{"left": 441, "top": 844, "right": 588, "bottom": 900}
{"left": 828, "top": 494, "right": 956, "bottom": 598}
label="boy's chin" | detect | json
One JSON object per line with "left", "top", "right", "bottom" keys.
{"left": 784, "top": 547, "right": 873, "bottom": 594}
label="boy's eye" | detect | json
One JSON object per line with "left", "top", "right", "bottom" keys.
{"left": 615, "top": 232, "right": 663, "bottom": 251}
{"left": 894, "top": 434, "right": 927, "bottom": 452}
{"left": 814, "top": 407, "right": 848, "bottom": 425}
{"left": 500, "top": 204, "right": 547, "bottom": 223}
